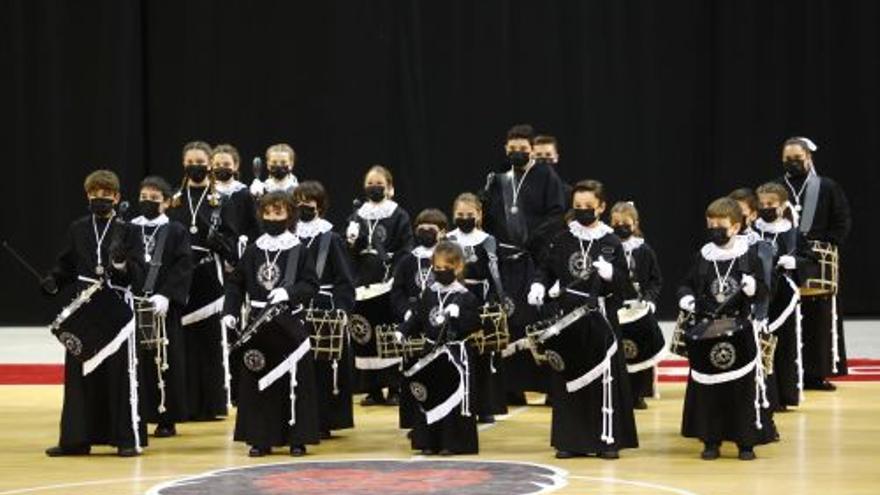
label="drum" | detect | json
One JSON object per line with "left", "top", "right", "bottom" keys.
{"left": 617, "top": 301, "right": 666, "bottom": 372}
{"left": 472, "top": 303, "right": 510, "bottom": 354}
{"left": 50, "top": 281, "right": 135, "bottom": 374}
{"left": 136, "top": 298, "right": 167, "bottom": 350}
{"left": 375, "top": 324, "right": 427, "bottom": 359}
{"left": 529, "top": 305, "right": 617, "bottom": 393}
{"left": 669, "top": 310, "right": 693, "bottom": 358}
{"left": 403, "top": 344, "right": 465, "bottom": 424}
{"left": 236, "top": 304, "right": 310, "bottom": 381}
{"left": 760, "top": 332, "right": 778, "bottom": 375}
{"left": 804, "top": 240, "right": 838, "bottom": 295}
{"left": 305, "top": 307, "right": 348, "bottom": 361}
{"left": 684, "top": 317, "right": 757, "bottom": 378}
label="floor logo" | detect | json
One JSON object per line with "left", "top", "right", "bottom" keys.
{"left": 147, "top": 459, "right": 567, "bottom": 495}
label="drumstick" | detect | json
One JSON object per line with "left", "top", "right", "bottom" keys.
{"left": 1, "top": 240, "right": 44, "bottom": 283}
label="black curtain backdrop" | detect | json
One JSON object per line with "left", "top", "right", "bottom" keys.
{"left": 1, "top": 1, "right": 878, "bottom": 325}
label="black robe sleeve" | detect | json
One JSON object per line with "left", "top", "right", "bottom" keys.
{"left": 825, "top": 178, "right": 852, "bottom": 245}
{"left": 155, "top": 223, "right": 194, "bottom": 306}
{"left": 282, "top": 246, "right": 319, "bottom": 305}
{"left": 637, "top": 243, "right": 663, "bottom": 304}
{"left": 390, "top": 254, "right": 418, "bottom": 320}
{"left": 326, "top": 233, "right": 356, "bottom": 312}
{"left": 49, "top": 223, "right": 79, "bottom": 290}
{"left": 109, "top": 223, "right": 146, "bottom": 290}
{"left": 223, "top": 246, "right": 250, "bottom": 317}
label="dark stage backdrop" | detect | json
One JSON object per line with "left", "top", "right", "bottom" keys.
{"left": 1, "top": 1, "right": 878, "bottom": 324}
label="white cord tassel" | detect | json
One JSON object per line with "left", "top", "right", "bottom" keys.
{"left": 795, "top": 300, "right": 805, "bottom": 402}
{"left": 288, "top": 362, "right": 299, "bottom": 426}
{"left": 156, "top": 314, "right": 168, "bottom": 413}
{"left": 331, "top": 359, "right": 340, "bottom": 396}
{"left": 220, "top": 317, "right": 233, "bottom": 409}
{"left": 831, "top": 295, "right": 840, "bottom": 374}
{"left": 127, "top": 321, "right": 143, "bottom": 452}
{"left": 600, "top": 366, "right": 615, "bottom": 444}
{"left": 752, "top": 321, "right": 769, "bottom": 430}
{"left": 460, "top": 343, "right": 471, "bottom": 417}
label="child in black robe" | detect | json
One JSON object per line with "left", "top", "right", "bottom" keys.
{"left": 222, "top": 192, "right": 320, "bottom": 457}
{"left": 132, "top": 177, "right": 194, "bottom": 438}
{"left": 294, "top": 181, "right": 357, "bottom": 438}
{"left": 678, "top": 197, "right": 776, "bottom": 461}
{"left": 447, "top": 193, "right": 508, "bottom": 422}
{"left": 42, "top": 170, "right": 147, "bottom": 457}
{"left": 529, "top": 180, "right": 638, "bottom": 459}
{"left": 346, "top": 165, "right": 413, "bottom": 405}
{"left": 610, "top": 201, "right": 664, "bottom": 410}
{"left": 402, "top": 241, "right": 481, "bottom": 455}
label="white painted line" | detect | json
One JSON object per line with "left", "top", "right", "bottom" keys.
{"left": 569, "top": 474, "right": 700, "bottom": 495}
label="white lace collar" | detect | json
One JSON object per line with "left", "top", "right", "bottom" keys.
{"left": 448, "top": 228, "right": 489, "bottom": 247}
{"left": 412, "top": 246, "right": 435, "bottom": 259}
{"left": 430, "top": 281, "right": 468, "bottom": 293}
{"left": 214, "top": 179, "right": 246, "bottom": 196}
{"left": 357, "top": 199, "right": 398, "bottom": 220}
{"left": 737, "top": 227, "right": 762, "bottom": 246}
{"left": 568, "top": 221, "right": 613, "bottom": 241}
{"left": 296, "top": 218, "right": 333, "bottom": 239}
{"left": 621, "top": 236, "right": 645, "bottom": 252}
{"left": 265, "top": 175, "right": 299, "bottom": 193}
{"left": 701, "top": 236, "right": 749, "bottom": 261}
{"left": 131, "top": 214, "right": 169, "bottom": 227}
{"left": 255, "top": 231, "right": 300, "bottom": 251}
{"left": 755, "top": 218, "right": 793, "bottom": 234}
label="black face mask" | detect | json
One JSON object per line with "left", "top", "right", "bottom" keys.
{"left": 269, "top": 166, "right": 290, "bottom": 180}
{"left": 139, "top": 200, "right": 161, "bottom": 220}
{"left": 415, "top": 228, "right": 438, "bottom": 248}
{"left": 365, "top": 185, "right": 385, "bottom": 203}
{"left": 185, "top": 165, "right": 209, "bottom": 183}
{"left": 298, "top": 205, "right": 317, "bottom": 223}
{"left": 433, "top": 268, "right": 456, "bottom": 286}
{"left": 707, "top": 227, "right": 730, "bottom": 246}
{"left": 508, "top": 151, "right": 530, "bottom": 169}
{"left": 574, "top": 208, "right": 597, "bottom": 226}
{"left": 534, "top": 157, "right": 554, "bottom": 167}
{"left": 455, "top": 217, "right": 477, "bottom": 234}
{"left": 613, "top": 225, "right": 633, "bottom": 239}
{"left": 758, "top": 207, "right": 778, "bottom": 223}
{"left": 262, "top": 219, "right": 288, "bottom": 237}
{"left": 783, "top": 158, "right": 806, "bottom": 178}
{"left": 213, "top": 167, "right": 234, "bottom": 182}
{"left": 89, "top": 197, "right": 115, "bottom": 217}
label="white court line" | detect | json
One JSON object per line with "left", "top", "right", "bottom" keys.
{"left": 479, "top": 405, "right": 529, "bottom": 432}
{"left": 0, "top": 475, "right": 180, "bottom": 495}
{"left": 569, "top": 474, "right": 700, "bottom": 495}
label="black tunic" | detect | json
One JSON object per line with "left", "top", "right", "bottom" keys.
{"left": 218, "top": 182, "right": 260, "bottom": 244}
{"left": 167, "top": 185, "right": 234, "bottom": 419}
{"left": 223, "top": 234, "right": 321, "bottom": 448}
{"left": 535, "top": 224, "right": 639, "bottom": 454}
{"left": 298, "top": 224, "right": 357, "bottom": 433}
{"left": 677, "top": 241, "right": 776, "bottom": 447}
{"left": 133, "top": 217, "right": 194, "bottom": 424}
{"left": 403, "top": 284, "right": 481, "bottom": 454}
{"left": 48, "top": 214, "right": 147, "bottom": 450}
{"left": 621, "top": 238, "right": 664, "bottom": 401}
{"left": 346, "top": 201, "right": 413, "bottom": 391}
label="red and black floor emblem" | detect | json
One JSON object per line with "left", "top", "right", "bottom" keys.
{"left": 147, "top": 459, "right": 567, "bottom": 495}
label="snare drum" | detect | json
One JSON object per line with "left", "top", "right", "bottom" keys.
{"left": 668, "top": 311, "right": 693, "bottom": 358}
{"left": 804, "top": 240, "right": 839, "bottom": 295}
{"left": 472, "top": 304, "right": 510, "bottom": 354}
{"left": 136, "top": 298, "right": 166, "bottom": 350}
{"left": 305, "top": 307, "right": 348, "bottom": 361}
{"left": 375, "top": 324, "right": 427, "bottom": 359}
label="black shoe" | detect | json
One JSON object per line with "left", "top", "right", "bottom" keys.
{"left": 420, "top": 448, "right": 438, "bottom": 456}
{"left": 319, "top": 430, "right": 332, "bottom": 440}
{"left": 804, "top": 378, "right": 837, "bottom": 391}
{"left": 701, "top": 444, "right": 720, "bottom": 460}
{"left": 45, "top": 445, "right": 90, "bottom": 457}
{"left": 477, "top": 415, "right": 495, "bottom": 424}
{"left": 290, "top": 445, "right": 306, "bottom": 457}
{"left": 507, "top": 392, "right": 527, "bottom": 406}
{"left": 117, "top": 447, "right": 140, "bottom": 457}
{"left": 248, "top": 446, "right": 270, "bottom": 457}
{"left": 360, "top": 393, "right": 385, "bottom": 406}
{"left": 439, "top": 449, "right": 454, "bottom": 456}
{"left": 599, "top": 449, "right": 620, "bottom": 460}
{"left": 385, "top": 391, "right": 400, "bottom": 406}
{"left": 555, "top": 450, "right": 578, "bottom": 459}
{"left": 406, "top": 430, "right": 414, "bottom": 440}
{"left": 154, "top": 424, "right": 177, "bottom": 438}
{"left": 738, "top": 447, "right": 756, "bottom": 461}
{"left": 634, "top": 397, "right": 648, "bottom": 410}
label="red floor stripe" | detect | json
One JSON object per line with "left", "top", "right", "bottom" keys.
{"left": 0, "top": 364, "right": 64, "bottom": 385}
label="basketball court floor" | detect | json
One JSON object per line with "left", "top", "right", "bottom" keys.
{"left": 1, "top": 323, "right": 878, "bottom": 495}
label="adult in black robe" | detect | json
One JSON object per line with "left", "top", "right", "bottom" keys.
{"left": 532, "top": 220, "right": 638, "bottom": 459}
{"left": 132, "top": 209, "right": 193, "bottom": 437}
{"left": 773, "top": 138, "right": 852, "bottom": 389}
{"left": 223, "top": 230, "right": 320, "bottom": 456}
{"left": 43, "top": 203, "right": 147, "bottom": 456}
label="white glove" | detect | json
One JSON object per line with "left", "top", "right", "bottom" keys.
{"left": 404, "top": 309, "right": 413, "bottom": 322}
{"left": 393, "top": 331, "right": 405, "bottom": 342}
{"left": 646, "top": 301, "right": 656, "bottom": 314}
{"left": 548, "top": 280, "right": 561, "bottom": 298}
{"left": 527, "top": 283, "right": 546, "bottom": 306}
{"left": 346, "top": 221, "right": 360, "bottom": 243}
{"left": 221, "top": 314, "right": 238, "bottom": 329}
{"left": 777, "top": 255, "right": 796, "bottom": 270}
{"left": 268, "top": 288, "right": 290, "bottom": 304}
{"left": 679, "top": 295, "right": 696, "bottom": 313}
{"left": 741, "top": 274, "right": 756, "bottom": 297}
{"left": 112, "top": 260, "right": 127, "bottom": 270}
{"left": 592, "top": 256, "right": 613, "bottom": 281}
{"left": 444, "top": 304, "right": 460, "bottom": 319}
{"left": 148, "top": 294, "right": 170, "bottom": 317}
{"left": 249, "top": 179, "right": 265, "bottom": 197}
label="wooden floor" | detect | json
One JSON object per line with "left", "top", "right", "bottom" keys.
{"left": 0, "top": 384, "right": 878, "bottom": 495}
